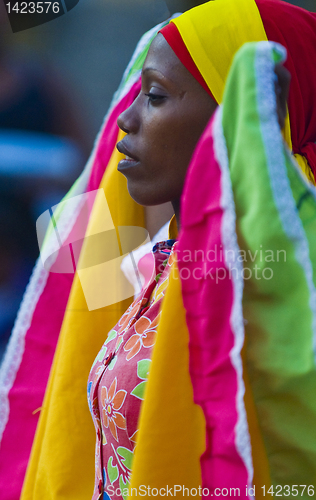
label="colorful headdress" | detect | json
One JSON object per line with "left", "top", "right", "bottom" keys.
{"left": 160, "top": 0, "right": 316, "bottom": 183}
{"left": 4, "top": 1, "right": 316, "bottom": 499}
{"left": 131, "top": 38, "right": 316, "bottom": 498}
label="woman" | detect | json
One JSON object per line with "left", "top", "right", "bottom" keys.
{"left": 19, "top": 0, "right": 316, "bottom": 499}
{"left": 88, "top": 0, "right": 316, "bottom": 499}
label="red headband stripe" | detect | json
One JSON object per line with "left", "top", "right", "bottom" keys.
{"left": 159, "top": 22, "right": 216, "bottom": 101}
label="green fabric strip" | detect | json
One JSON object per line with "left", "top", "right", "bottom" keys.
{"left": 221, "top": 41, "right": 316, "bottom": 493}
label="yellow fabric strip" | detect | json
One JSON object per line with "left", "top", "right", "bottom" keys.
{"left": 168, "top": 214, "right": 178, "bottom": 239}
{"left": 294, "top": 152, "right": 315, "bottom": 184}
{"left": 130, "top": 263, "right": 206, "bottom": 496}
{"left": 171, "top": 0, "right": 300, "bottom": 178}
{"left": 172, "top": 0, "right": 267, "bottom": 104}
{"left": 21, "top": 130, "right": 145, "bottom": 500}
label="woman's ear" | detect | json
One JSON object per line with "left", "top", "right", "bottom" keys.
{"left": 274, "top": 63, "right": 291, "bottom": 130}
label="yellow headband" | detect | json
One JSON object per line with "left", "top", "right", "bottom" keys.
{"left": 172, "top": 0, "right": 267, "bottom": 104}
{"left": 171, "top": 0, "right": 293, "bottom": 157}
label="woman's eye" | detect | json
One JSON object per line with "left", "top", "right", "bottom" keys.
{"left": 144, "top": 92, "right": 166, "bottom": 104}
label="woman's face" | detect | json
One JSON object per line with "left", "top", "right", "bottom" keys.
{"left": 116, "top": 34, "right": 217, "bottom": 207}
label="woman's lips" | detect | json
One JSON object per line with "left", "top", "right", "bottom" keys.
{"left": 116, "top": 141, "right": 140, "bottom": 171}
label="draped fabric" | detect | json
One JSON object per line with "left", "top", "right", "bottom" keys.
{"left": 5, "top": 1, "right": 316, "bottom": 499}
{"left": 256, "top": 0, "right": 316, "bottom": 183}
{"left": 20, "top": 88, "right": 144, "bottom": 500}
{"left": 130, "top": 39, "right": 316, "bottom": 498}
{"left": 130, "top": 0, "right": 316, "bottom": 493}
{"left": 160, "top": 0, "right": 316, "bottom": 184}
{"left": 0, "top": 20, "right": 169, "bottom": 500}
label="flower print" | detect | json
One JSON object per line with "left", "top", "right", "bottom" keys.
{"left": 167, "top": 246, "right": 176, "bottom": 267}
{"left": 102, "top": 468, "right": 112, "bottom": 500}
{"left": 150, "top": 275, "right": 169, "bottom": 304}
{"left": 95, "top": 364, "right": 106, "bottom": 379}
{"left": 102, "top": 428, "right": 107, "bottom": 446}
{"left": 104, "top": 330, "right": 117, "bottom": 346}
{"left": 95, "top": 445, "right": 103, "bottom": 496}
{"left": 91, "top": 397, "right": 101, "bottom": 430}
{"left": 123, "top": 313, "right": 160, "bottom": 361}
{"left": 149, "top": 251, "right": 176, "bottom": 304}
{"left": 131, "top": 359, "right": 152, "bottom": 400}
{"left": 117, "top": 297, "right": 147, "bottom": 334}
{"left": 107, "top": 456, "right": 119, "bottom": 484}
{"left": 91, "top": 344, "right": 107, "bottom": 370}
{"left": 130, "top": 430, "right": 138, "bottom": 444}
{"left": 101, "top": 378, "right": 127, "bottom": 441}
{"left": 87, "top": 381, "right": 93, "bottom": 412}
{"left": 119, "top": 473, "right": 130, "bottom": 500}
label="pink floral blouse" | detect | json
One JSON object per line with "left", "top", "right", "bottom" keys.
{"left": 87, "top": 239, "right": 177, "bottom": 500}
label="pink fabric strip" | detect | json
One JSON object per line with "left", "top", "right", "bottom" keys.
{"left": 0, "top": 79, "right": 141, "bottom": 500}
{"left": 177, "top": 117, "right": 249, "bottom": 497}
{"left": 0, "top": 272, "right": 73, "bottom": 500}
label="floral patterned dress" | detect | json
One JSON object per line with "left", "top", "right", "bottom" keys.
{"left": 87, "top": 239, "right": 177, "bottom": 500}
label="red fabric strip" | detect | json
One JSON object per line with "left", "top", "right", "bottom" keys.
{"left": 255, "top": 0, "right": 316, "bottom": 178}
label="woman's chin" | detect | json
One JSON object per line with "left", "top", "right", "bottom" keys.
{"left": 127, "top": 191, "right": 159, "bottom": 207}
{"left": 127, "top": 183, "right": 170, "bottom": 207}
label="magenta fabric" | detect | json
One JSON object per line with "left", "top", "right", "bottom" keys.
{"left": 0, "top": 80, "right": 142, "bottom": 500}
{"left": 177, "top": 117, "right": 250, "bottom": 495}
{"left": 0, "top": 272, "right": 73, "bottom": 500}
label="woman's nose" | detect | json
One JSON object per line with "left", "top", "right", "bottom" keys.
{"left": 117, "top": 99, "right": 139, "bottom": 134}
{"left": 117, "top": 109, "right": 129, "bottom": 134}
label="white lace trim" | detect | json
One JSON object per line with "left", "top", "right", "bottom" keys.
{"left": 213, "top": 108, "right": 254, "bottom": 489}
{"left": 0, "top": 21, "right": 173, "bottom": 444}
{"left": 0, "top": 259, "right": 47, "bottom": 441}
{"left": 0, "top": 183, "right": 87, "bottom": 442}
{"left": 255, "top": 41, "right": 316, "bottom": 363}
{"left": 0, "top": 53, "right": 100, "bottom": 442}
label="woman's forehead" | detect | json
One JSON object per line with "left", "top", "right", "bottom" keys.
{"left": 142, "top": 34, "right": 192, "bottom": 85}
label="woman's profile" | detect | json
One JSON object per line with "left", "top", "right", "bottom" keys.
{"left": 13, "top": 0, "right": 316, "bottom": 499}
{"left": 87, "top": 0, "right": 316, "bottom": 499}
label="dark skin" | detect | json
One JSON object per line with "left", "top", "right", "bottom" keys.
{"left": 274, "top": 63, "right": 291, "bottom": 130}
{"left": 117, "top": 34, "right": 217, "bottom": 229}
{"left": 117, "top": 35, "right": 291, "bottom": 231}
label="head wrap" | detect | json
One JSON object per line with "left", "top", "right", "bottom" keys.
{"left": 158, "top": 22, "right": 215, "bottom": 99}
{"left": 256, "top": 0, "right": 316, "bottom": 185}
{"left": 131, "top": 38, "right": 316, "bottom": 496}
{"left": 160, "top": 0, "right": 316, "bottom": 183}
